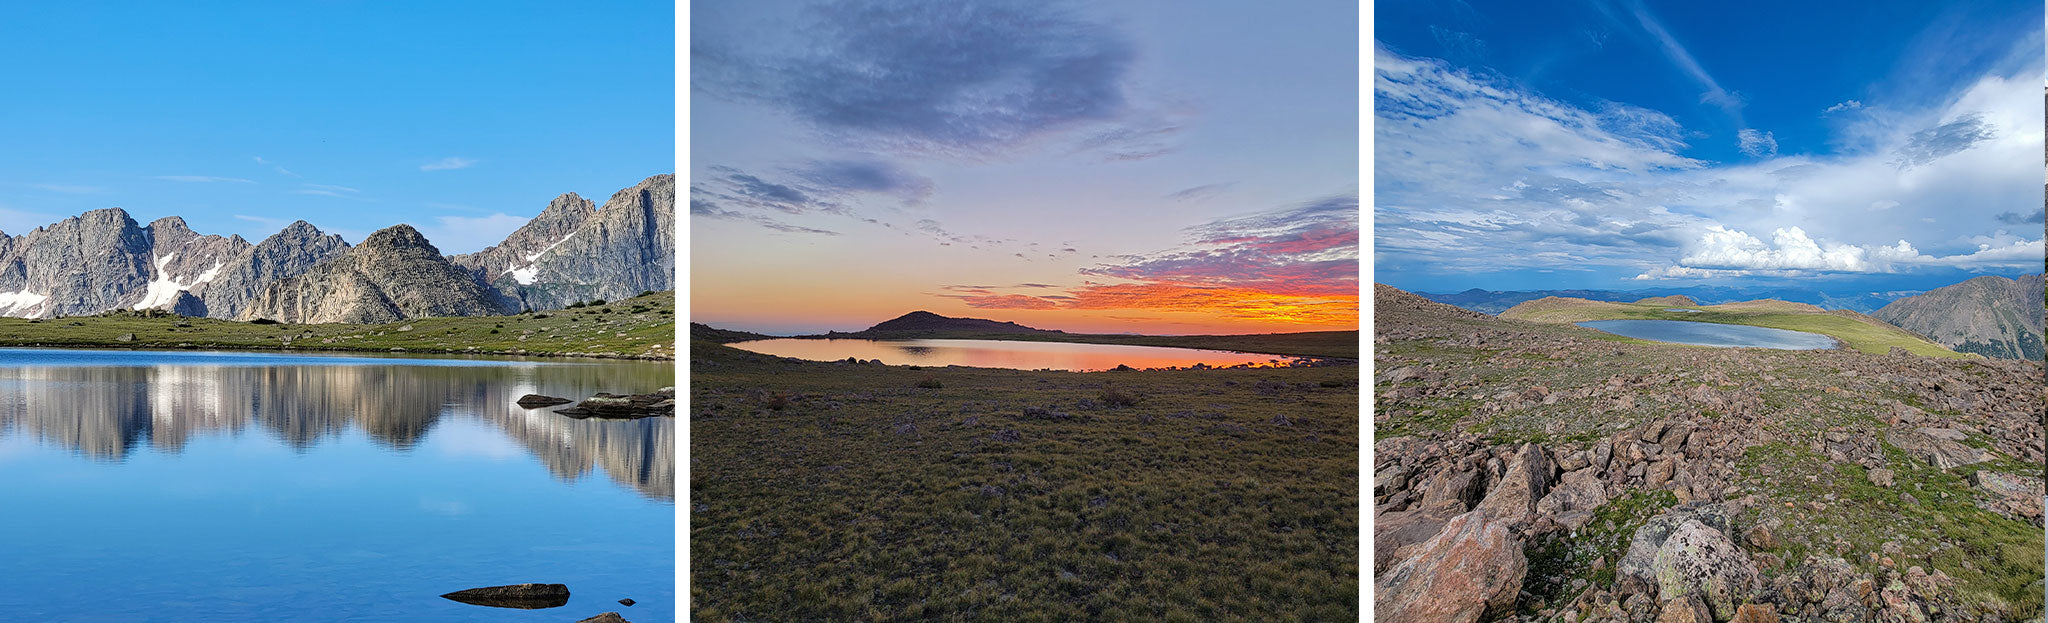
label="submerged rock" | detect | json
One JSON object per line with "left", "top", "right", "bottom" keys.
{"left": 440, "top": 583, "right": 570, "bottom": 609}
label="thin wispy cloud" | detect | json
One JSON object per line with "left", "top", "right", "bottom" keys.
{"left": 418, "top": 213, "right": 530, "bottom": 254}
{"left": 1165, "top": 182, "right": 1234, "bottom": 202}
{"left": 1824, "top": 100, "right": 1864, "bottom": 113}
{"left": 296, "top": 183, "right": 360, "bottom": 193}
{"left": 420, "top": 157, "right": 477, "bottom": 171}
{"left": 151, "top": 175, "right": 256, "bottom": 184}
{"left": 28, "top": 183, "right": 105, "bottom": 194}
{"left": 253, "top": 156, "right": 300, "bottom": 178}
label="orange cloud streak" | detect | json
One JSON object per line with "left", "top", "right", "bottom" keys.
{"left": 962, "top": 282, "right": 1358, "bottom": 327}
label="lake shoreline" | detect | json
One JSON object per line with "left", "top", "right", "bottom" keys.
{"left": 726, "top": 336, "right": 1354, "bottom": 371}
{"left": 0, "top": 340, "right": 674, "bottom": 362}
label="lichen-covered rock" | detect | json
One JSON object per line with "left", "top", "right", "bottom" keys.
{"left": 1650, "top": 519, "right": 1757, "bottom": 620}
{"left": 1617, "top": 503, "right": 1734, "bottom": 594}
{"left": 1374, "top": 511, "right": 1526, "bottom": 623}
{"left": 1966, "top": 469, "right": 2043, "bottom": 522}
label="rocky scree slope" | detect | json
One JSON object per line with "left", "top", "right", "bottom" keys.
{"left": 1374, "top": 284, "right": 2044, "bottom": 623}
{"left": 1873, "top": 274, "right": 2045, "bottom": 360}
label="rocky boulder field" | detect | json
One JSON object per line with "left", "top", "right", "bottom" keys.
{"left": 1372, "top": 285, "right": 2044, "bottom": 623}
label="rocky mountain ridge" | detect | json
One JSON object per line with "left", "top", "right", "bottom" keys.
{"left": 0, "top": 174, "right": 673, "bottom": 323}
{"left": 1872, "top": 274, "right": 2045, "bottom": 360}
{"left": 832, "top": 310, "right": 1067, "bottom": 335}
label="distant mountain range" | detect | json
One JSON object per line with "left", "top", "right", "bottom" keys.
{"left": 826, "top": 311, "right": 1067, "bottom": 336}
{"left": 1417, "top": 286, "right": 1921, "bottom": 315}
{"left": 1871, "top": 274, "right": 2045, "bottom": 360}
{"left": 0, "top": 174, "right": 673, "bottom": 322}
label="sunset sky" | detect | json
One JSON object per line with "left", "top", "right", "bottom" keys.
{"left": 1376, "top": 0, "right": 2044, "bottom": 293}
{"left": 690, "top": 0, "right": 1360, "bottom": 336}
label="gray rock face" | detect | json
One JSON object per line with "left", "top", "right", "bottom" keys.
{"left": 0, "top": 209, "right": 347, "bottom": 319}
{"left": 199, "top": 220, "right": 350, "bottom": 319}
{"left": 241, "top": 224, "right": 513, "bottom": 323}
{"left": 0, "top": 208, "right": 154, "bottom": 317}
{"left": 1872, "top": 274, "right": 2045, "bottom": 360}
{"left": 456, "top": 174, "right": 674, "bottom": 311}
{"left": 449, "top": 192, "right": 594, "bottom": 290}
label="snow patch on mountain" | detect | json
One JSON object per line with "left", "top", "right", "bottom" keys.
{"left": 133, "top": 253, "right": 224, "bottom": 310}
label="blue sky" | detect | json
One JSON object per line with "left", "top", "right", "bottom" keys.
{"left": 0, "top": 2, "right": 672, "bottom": 254}
{"left": 1375, "top": 0, "right": 2045, "bottom": 292}
{"left": 692, "top": 0, "right": 1359, "bottom": 335}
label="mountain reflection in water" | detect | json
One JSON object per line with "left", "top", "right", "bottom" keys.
{"left": 0, "top": 352, "right": 674, "bottom": 500}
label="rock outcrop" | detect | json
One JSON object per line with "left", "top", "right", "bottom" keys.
{"left": 1374, "top": 511, "right": 1526, "bottom": 623}
{"left": 455, "top": 174, "right": 674, "bottom": 311}
{"left": 241, "top": 224, "right": 512, "bottom": 323}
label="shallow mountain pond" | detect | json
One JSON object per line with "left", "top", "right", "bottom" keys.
{"left": 1576, "top": 319, "right": 1839, "bottom": 350}
{"left": 0, "top": 348, "right": 674, "bottom": 621}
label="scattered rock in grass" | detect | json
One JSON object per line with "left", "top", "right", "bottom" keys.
{"left": 1967, "top": 469, "right": 2044, "bottom": 522}
{"left": 991, "top": 429, "right": 1022, "bottom": 443}
{"left": 116, "top": 333, "right": 135, "bottom": 342}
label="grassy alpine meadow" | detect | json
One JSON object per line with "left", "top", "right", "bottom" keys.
{"left": 689, "top": 339, "right": 1359, "bottom": 621}
{"left": 0, "top": 291, "right": 676, "bottom": 360}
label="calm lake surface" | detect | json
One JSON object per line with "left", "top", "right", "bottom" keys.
{"left": 0, "top": 348, "right": 674, "bottom": 622}
{"left": 727, "top": 338, "right": 1296, "bottom": 371}
{"left": 1577, "top": 319, "right": 1839, "bottom": 350}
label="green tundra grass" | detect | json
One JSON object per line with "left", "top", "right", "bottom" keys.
{"left": 690, "top": 338, "right": 1359, "bottom": 622}
{"left": 1499, "top": 298, "right": 1967, "bottom": 358}
{"left": 0, "top": 291, "right": 676, "bottom": 359}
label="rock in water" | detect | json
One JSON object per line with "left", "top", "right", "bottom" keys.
{"left": 1374, "top": 511, "right": 1526, "bottom": 623}
{"left": 617, "top": 598, "right": 635, "bottom": 606}
{"left": 553, "top": 390, "right": 676, "bottom": 418}
{"left": 440, "top": 583, "right": 570, "bottom": 609}
{"left": 516, "top": 394, "right": 574, "bottom": 408}
{"left": 577, "top": 613, "right": 630, "bottom": 623}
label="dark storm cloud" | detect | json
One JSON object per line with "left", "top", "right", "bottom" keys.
{"left": 1894, "top": 112, "right": 1995, "bottom": 167}
{"left": 696, "top": 0, "right": 1142, "bottom": 155}
{"left": 793, "top": 158, "right": 934, "bottom": 202}
{"left": 1995, "top": 209, "right": 2045, "bottom": 225}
